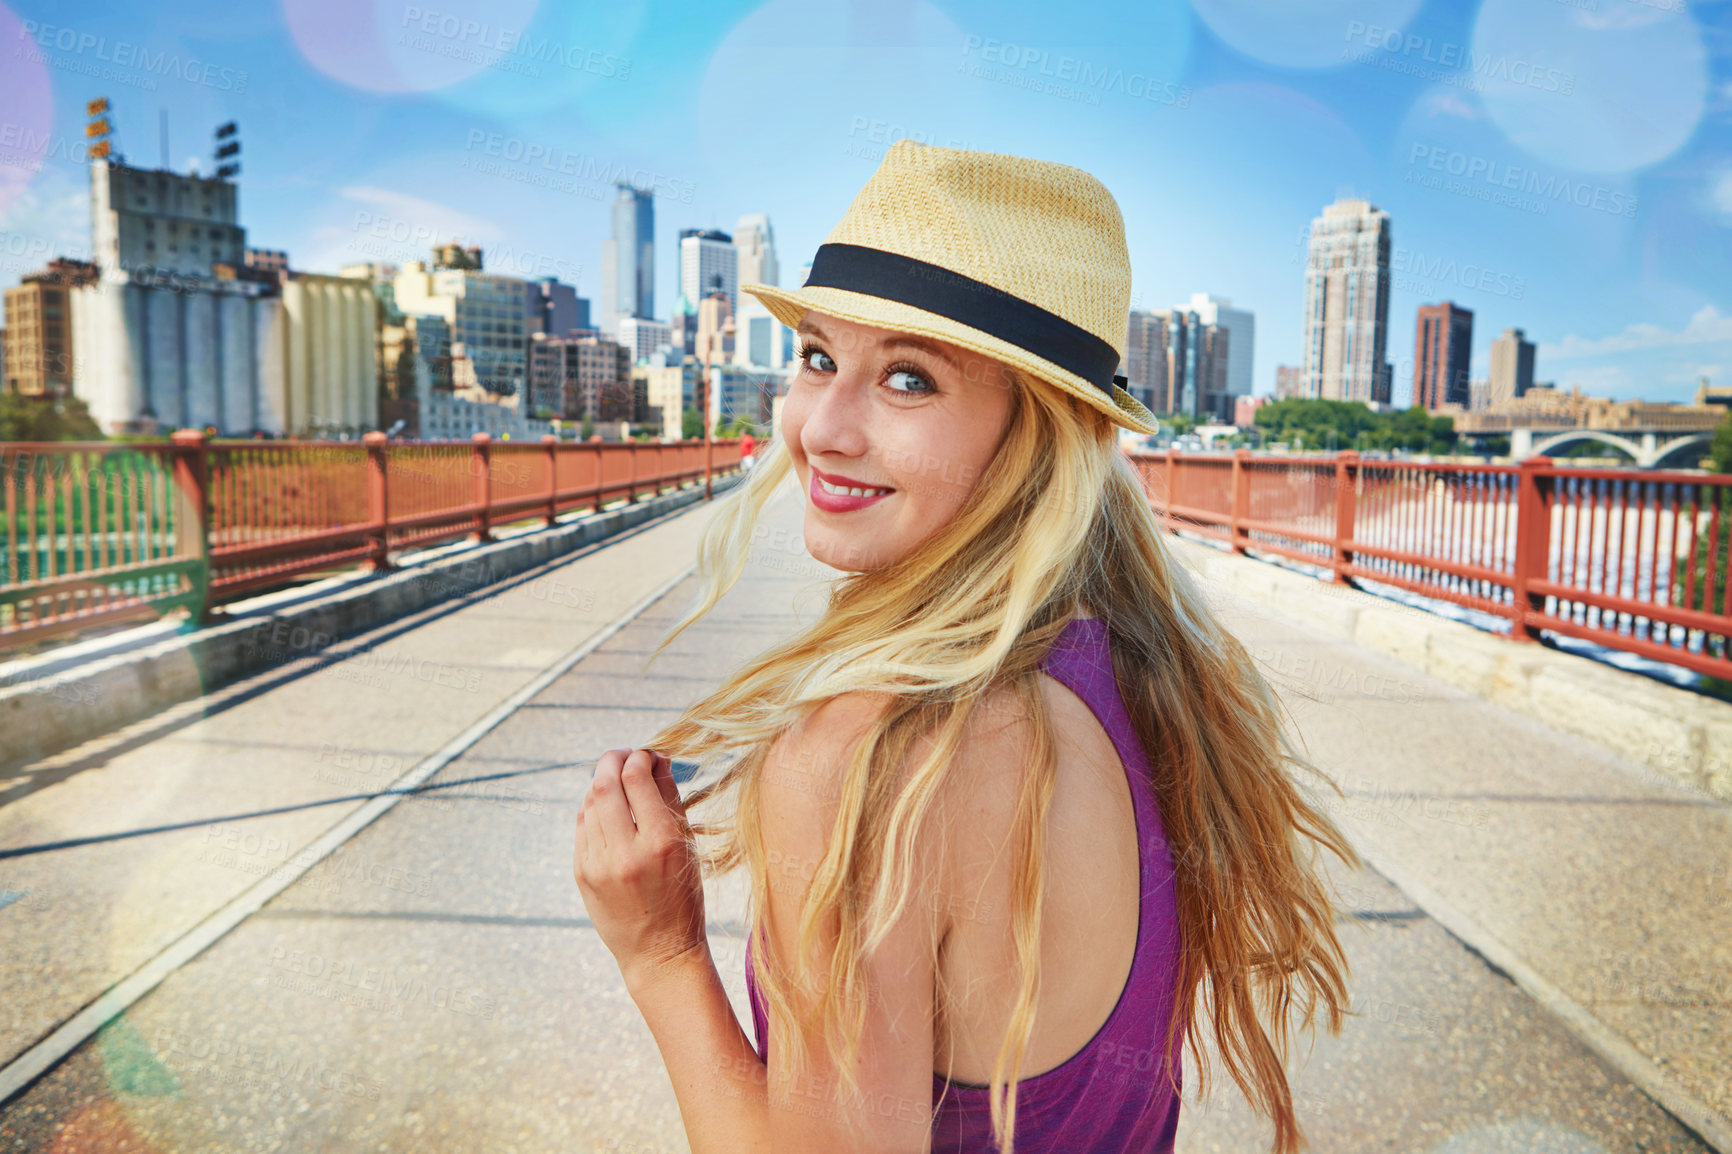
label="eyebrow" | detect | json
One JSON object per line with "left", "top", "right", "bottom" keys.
{"left": 797, "top": 319, "right": 961, "bottom": 374}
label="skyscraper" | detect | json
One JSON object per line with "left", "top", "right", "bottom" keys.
{"left": 735, "top": 214, "right": 778, "bottom": 290}
{"left": 680, "top": 229, "right": 738, "bottom": 316}
{"left": 1488, "top": 327, "right": 1536, "bottom": 409}
{"left": 393, "top": 258, "right": 528, "bottom": 402}
{"left": 601, "top": 182, "right": 654, "bottom": 338}
{"left": 1275, "top": 365, "right": 1303, "bottom": 399}
{"left": 3, "top": 258, "right": 96, "bottom": 396}
{"left": 1122, "top": 309, "right": 1230, "bottom": 420}
{"left": 1414, "top": 302, "right": 1474, "bottom": 410}
{"left": 1122, "top": 310, "right": 1170, "bottom": 414}
{"left": 524, "top": 276, "right": 589, "bottom": 340}
{"left": 1180, "top": 293, "right": 1254, "bottom": 401}
{"left": 1301, "top": 198, "right": 1392, "bottom": 404}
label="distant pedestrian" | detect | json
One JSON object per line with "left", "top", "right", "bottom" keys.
{"left": 739, "top": 429, "right": 757, "bottom": 471}
{"left": 575, "top": 140, "right": 1358, "bottom": 1154}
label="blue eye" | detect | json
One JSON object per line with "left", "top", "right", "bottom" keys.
{"left": 800, "top": 346, "right": 836, "bottom": 373}
{"left": 884, "top": 368, "right": 935, "bottom": 395}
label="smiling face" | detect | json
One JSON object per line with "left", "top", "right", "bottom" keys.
{"left": 779, "top": 312, "right": 1019, "bottom": 573}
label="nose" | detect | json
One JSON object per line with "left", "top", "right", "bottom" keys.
{"left": 799, "top": 369, "right": 872, "bottom": 463}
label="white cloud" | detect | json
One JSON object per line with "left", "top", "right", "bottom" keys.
{"left": 292, "top": 185, "right": 508, "bottom": 276}
{"left": 1713, "top": 169, "right": 1732, "bottom": 221}
{"left": 1542, "top": 305, "right": 1732, "bottom": 358}
{"left": 1575, "top": 2, "right": 1674, "bottom": 31}
{"left": 338, "top": 186, "right": 501, "bottom": 247}
{"left": 1420, "top": 88, "right": 1481, "bottom": 121}
{"left": 1552, "top": 364, "right": 1630, "bottom": 392}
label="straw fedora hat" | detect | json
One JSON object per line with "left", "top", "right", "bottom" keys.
{"left": 741, "top": 139, "right": 1160, "bottom": 436}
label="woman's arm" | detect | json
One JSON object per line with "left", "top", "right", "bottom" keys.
{"left": 620, "top": 942, "right": 774, "bottom": 1154}
{"left": 748, "top": 693, "right": 942, "bottom": 1153}
{"left": 576, "top": 749, "right": 772, "bottom": 1152}
{"left": 578, "top": 697, "right": 947, "bottom": 1154}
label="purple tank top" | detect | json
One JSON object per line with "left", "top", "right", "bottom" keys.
{"left": 744, "top": 616, "right": 1186, "bottom": 1151}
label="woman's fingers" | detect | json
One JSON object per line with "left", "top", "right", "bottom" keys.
{"left": 649, "top": 751, "right": 681, "bottom": 812}
{"left": 589, "top": 749, "right": 639, "bottom": 850}
{"left": 618, "top": 749, "right": 682, "bottom": 843}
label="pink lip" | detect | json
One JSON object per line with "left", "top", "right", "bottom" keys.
{"left": 808, "top": 467, "right": 895, "bottom": 513}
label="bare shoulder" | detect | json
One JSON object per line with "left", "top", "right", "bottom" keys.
{"left": 760, "top": 690, "right": 897, "bottom": 814}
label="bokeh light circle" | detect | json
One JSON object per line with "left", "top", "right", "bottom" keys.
{"left": 1190, "top": 0, "right": 1424, "bottom": 70}
{"left": 1471, "top": 0, "right": 1707, "bottom": 173}
{"left": 282, "top": 0, "right": 543, "bottom": 94}
{"left": 0, "top": 0, "right": 55, "bottom": 217}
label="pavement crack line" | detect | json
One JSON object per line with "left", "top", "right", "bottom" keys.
{"left": 0, "top": 559, "right": 703, "bottom": 1109}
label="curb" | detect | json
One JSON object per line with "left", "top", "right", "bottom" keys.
{"left": 1167, "top": 535, "right": 1732, "bottom": 803}
{"left": 1176, "top": 534, "right": 1732, "bottom": 1151}
{"left": 0, "top": 474, "right": 741, "bottom": 775}
{"left": 1356, "top": 839, "right": 1732, "bottom": 1153}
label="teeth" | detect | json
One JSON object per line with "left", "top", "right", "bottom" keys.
{"left": 818, "top": 476, "right": 891, "bottom": 498}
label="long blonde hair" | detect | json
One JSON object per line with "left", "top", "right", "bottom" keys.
{"left": 646, "top": 368, "right": 1359, "bottom": 1153}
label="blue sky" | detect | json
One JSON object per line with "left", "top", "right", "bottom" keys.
{"left": 2, "top": 0, "right": 1728, "bottom": 405}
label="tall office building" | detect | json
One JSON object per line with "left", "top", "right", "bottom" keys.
{"left": 600, "top": 182, "right": 654, "bottom": 337}
{"left": 1275, "top": 365, "right": 1303, "bottom": 399}
{"left": 735, "top": 214, "right": 778, "bottom": 290}
{"left": 1488, "top": 327, "right": 1536, "bottom": 409}
{"left": 1121, "top": 309, "right": 1231, "bottom": 420}
{"left": 524, "top": 276, "right": 589, "bottom": 340}
{"left": 1414, "top": 302, "right": 1474, "bottom": 411}
{"left": 3, "top": 258, "right": 97, "bottom": 396}
{"left": 680, "top": 229, "right": 738, "bottom": 316}
{"left": 1121, "top": 310, "right": 1170, "bottom": 413}
{"left": 1301, "top": 198, "right": 1392, "bottom": 404}
{"left": 529, "top": 332, "right": 632, "bottom": 422}
{"left": 669, "top": 292, "right": 698, "bottom": 359}
{"left": 734, "top": 302, "right": 791, "bottom": 369}
{"left": 393, "top": 257, "right": 528, "bottom": 398}
{"left": 616, "top": 316, "right": 672, "bottom": 364}
{"left": 695, "top": 292, "right": 734, "bottom": 365}
{"left": 1180, "top": 293, "right": 1254, "bottom": 400}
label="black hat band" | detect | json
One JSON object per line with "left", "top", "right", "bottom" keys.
{"left": 802, "top": 243, "right": 1123, "bottom": 397}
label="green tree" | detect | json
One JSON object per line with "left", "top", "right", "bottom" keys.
{"left": 0, "top": 392, "right": 104, "bottom": 442}
{"left": 1251, "top": 398, "right": 1454, "bottom": 454}
{"left": 681, "top": 407, "right": 704, "bottom": 440}
{"left": 1710, "top": 409, "right": 1732, "bottom": 475}
{"left": 580, "top": 416, "right": 595, "bottom": 440}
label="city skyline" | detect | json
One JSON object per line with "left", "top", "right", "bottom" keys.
{"left": 0, "top": 0, "right": 1728, "bottom": 407}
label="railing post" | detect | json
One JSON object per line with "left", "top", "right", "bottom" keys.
{"left": 627, "top": 442, "right": 638, "bottom": 504}
{"left": 590, "top": 443, "right": 603, "bottom": 514}
{"left": 362, "top": 431, "right": 392, "bottom": 572}
{"left": 470, "top": 432, "right": 493, "bottom": 542}
{"left": 1229, "top": 449, "right": 1250, "bottom": 554}
{"left": 1509, "top": 455, "right": 1554, "bottom": 641}
{"left": 1331, "top": 450, "right": 1359, "bottom": 585}
{"left": 542, "top": 434, "right": 559, "bottom": 526}
{"left": 1162, "top": 451, "right": 1176, "bottom": 530}
{"left": 168, "top": 429, "right": 213, "bottom": 624}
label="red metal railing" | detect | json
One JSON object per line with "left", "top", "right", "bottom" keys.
{"left": 1132, "top": 449, "right": 1732, "bottom": 681}
{"left": 1, "top": 434, "right": 740, "bottom": 649}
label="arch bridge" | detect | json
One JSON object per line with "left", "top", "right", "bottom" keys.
{"left": 1503, "top": 426, "right": 1714, "bottom": 469}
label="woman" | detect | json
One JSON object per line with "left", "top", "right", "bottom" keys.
{"left": 574, "top": 140, "right": 1358, "bottom": 1154}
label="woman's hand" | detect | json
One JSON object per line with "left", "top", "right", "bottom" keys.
{"left": 574, "top": 749, "right": 709, "bottom": 990}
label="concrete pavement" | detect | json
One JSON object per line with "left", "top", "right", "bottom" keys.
{"left": 0, "top": 474, "right": 1722, "bottom": 1153}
